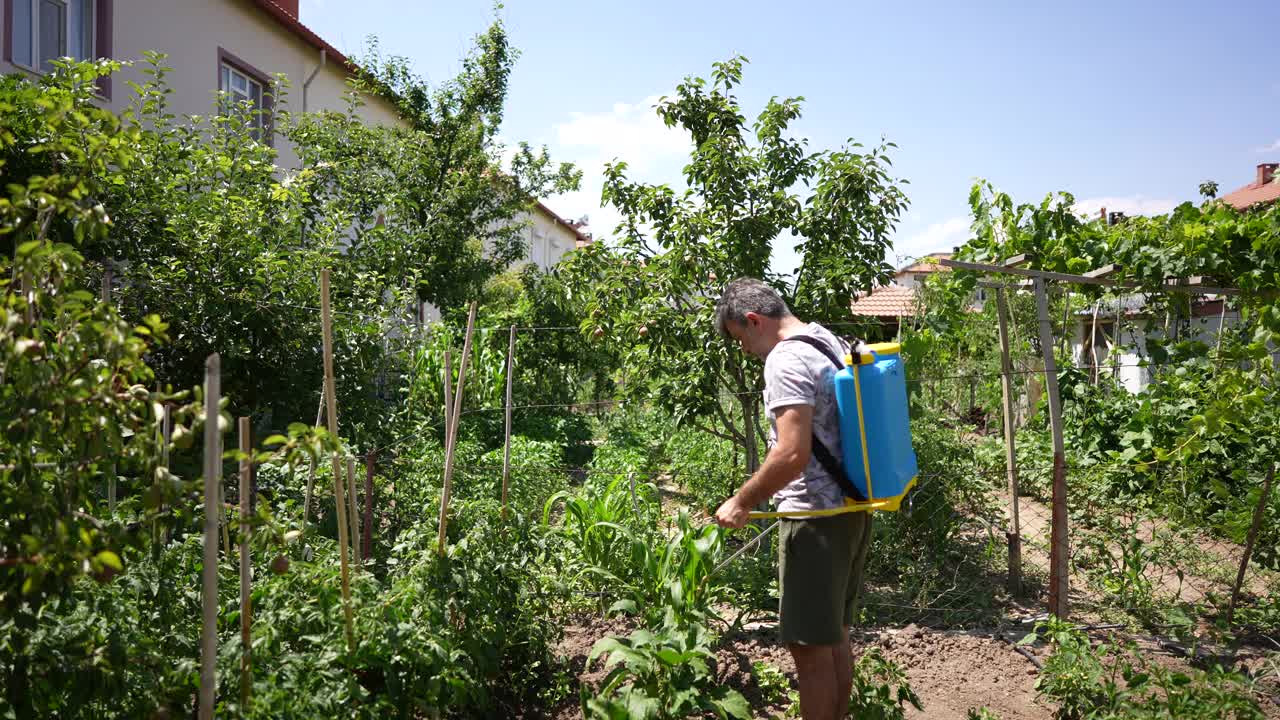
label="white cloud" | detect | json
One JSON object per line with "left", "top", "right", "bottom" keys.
{"left": 893, "top": 216, "right": 970, "bottom": 265}
{"left": 1071, "top": 195, "right": 1177, "bottom": 221}
{"left": 1255, "top": 139, "right": 1280, "bottom": 153}
{"left": 540, "top": 96, "right": 691, "bottom": 242}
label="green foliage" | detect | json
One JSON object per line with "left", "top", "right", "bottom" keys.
{"left": 847, "top": 648, "right": 923, "bottom": 720}
{"left": 582, "top": 618, "right": 749, "bottom": 720}
{"left": 1031, "top": 619, "right": 1264, "bottom": 720}
{"left": 751, "top": 660, "right": 791, "bottom": 706}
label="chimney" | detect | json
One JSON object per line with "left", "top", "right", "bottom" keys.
{"left": 1258, "top": 163, "right": 1279, "bottom": 186}
{"left": 274, "top": 0, "right": 299, "bottom": 17}
{"left": 1099, "top": 207, "right": 1107, "bottom": 222}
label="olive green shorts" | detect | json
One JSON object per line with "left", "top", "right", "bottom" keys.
{"left": 778, "top": 511, "right": 873, "bottom": 646}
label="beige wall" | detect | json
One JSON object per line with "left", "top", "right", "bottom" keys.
{"left": 517, "top": 208, "right": 583, "bottom": 271}
{"left": 2, "top": 0, "right": 405, "bottom": 169}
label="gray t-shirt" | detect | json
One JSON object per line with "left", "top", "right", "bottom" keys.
{"left": 763, "top": 323, "right": 849, "bottom": 513}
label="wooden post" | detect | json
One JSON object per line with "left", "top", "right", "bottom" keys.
{"left": 501, "top": 325, "right": 516, "bottom": 521}
{"left": 1226, "top": 464, "right": 1276, "bottom": 628}
{"left": 303, "top": 386, "right": 324, "bottom": 527}
{"left": 1089, "top": 300, "right": 1101, "bottom": 384}
{"left": 1035, "top": 277, "right": 1070, "bottom": 619}
{"left": 320, "top": 269, "right": 356, "bottom": 652}
{"left": 199, "top": 354, "right": 221, "bottom": 720}
{"left": 1059, "top": 289, "right": 1072, "bottom": 356}
{"left": 363, "top": 451, "right": 375, "bottom": 561}
{"left": 238, "top": 417, "right": 252, "bottom": 710}
{"left": 1112, "top": 296, "right": 1123, "bottom": 383}
{"left": 996, "top": 288, "right": 1022, "bottom": 596}
{"left": 438, "top": 302, "right": 478, "bottom": 555}
{"left": 345, "top": 456, "right": 362, "bottom": 569}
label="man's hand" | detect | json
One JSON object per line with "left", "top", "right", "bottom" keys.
{"left": 714, "top": 495, "right": 751, "bottom": 529}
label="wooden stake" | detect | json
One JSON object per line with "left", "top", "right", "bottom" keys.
{"left": 438, "top": 302, "right": 478, "bottom": 555}
{"left": 238, "top": 417, "right": 252, "bottom": 710}
{"left": 501, "top": 325, "right": 516, "bottom": 520}
{"left": 1035, "top": 277, "right": 1070, "bottom": 619}
{"left": 304, "top": 386, "right": 324, "bottom": 527}
{"left": 320, "top": 269, "right": 355, "bottom": 652}
{"left": 363, "top": 451, "right": 375, "bottom": 561}
{"left": 996, "top": 288, "right": 1022, "bottom": 596}
{"left": 443, "top": 350, "right": 454, "bottom": 461}
{"left": 221, "top": 484, "right": 232, "bottom": 558}
{"left": 1226, "top": 464, "right": 1276, "bottom": 628}
{"left": 346, "top": 456, "right": 362, "bottom": 570}
{"left": 199, "top": 354, "right": 221, "bottom": 720}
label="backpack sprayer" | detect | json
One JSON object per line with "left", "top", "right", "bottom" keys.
{"left": 711, "top": 338, "right": 919, "bottom": 577}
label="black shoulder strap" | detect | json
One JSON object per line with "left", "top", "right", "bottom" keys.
{"left": 780, "top": 335, "right": 845, "bottom": 371}
{"left": 777, "top": 335, "right": 867, "bottom": 502}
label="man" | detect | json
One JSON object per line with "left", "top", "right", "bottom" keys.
{"left": 712, "top": 278, "right": 872, "bottom": 720}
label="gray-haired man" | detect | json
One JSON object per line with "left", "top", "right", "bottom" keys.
{"left": 713, "top": 277, "right": 872, "bottom": 720}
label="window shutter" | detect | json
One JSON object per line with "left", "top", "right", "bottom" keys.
{"left": 94, "top": 0, "right": 111, "bottom": 98}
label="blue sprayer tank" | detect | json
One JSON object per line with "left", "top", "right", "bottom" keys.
{"left": 833, "top": 342, "right": 918, "bottom": 511}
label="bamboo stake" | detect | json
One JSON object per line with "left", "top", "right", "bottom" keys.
{"left": 199, "top": 354, "right": 221, "bottom": 720}
{"left": 443, "top": 351, "right": 454, "bottom": 462}
{"left": 996, "top": 288, "right": 1022, "bottom": 596}
{"left": 363, "top": 451, "right": 375, "bottom": 561}
{"left": 501, "top": 325, "right": 516, "bottom": 521}
{"left": 221, "top": 484, "right": 232, "bottom": 558}
{"left": 1226, "top": 464, "right": 1276, "bottom": 628}
{"left": 1035, "top": 278, "right": 1070, "bottom": 619}
{"left": 303, "top": 386, "right": 324, "bottom": 527}
{"left": 438, "top": 302, "right": 478, "bottom": 555}
{"left": 346, "top": 456, "right": 362, "bottom": 570}
{"left": 320, "top": 269, "right": 355, "bottom": 652}
{"left": 238, "top": 417, "right": 252, "bottom": 710}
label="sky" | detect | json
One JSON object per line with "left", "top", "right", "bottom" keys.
{"left": 299, "top": 0, "right": 1280, "bottom": 274}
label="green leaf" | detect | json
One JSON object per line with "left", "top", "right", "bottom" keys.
{"left": 95, "top": 550, "right": 123, "bottom": 571}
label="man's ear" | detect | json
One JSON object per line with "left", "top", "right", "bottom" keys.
{"left": 744, "top": 311, "right": 761, "bottom": 328}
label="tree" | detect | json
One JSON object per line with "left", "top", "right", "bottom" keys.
{"left": 564, "top": 56, "right": 909, "bottom": 468}
{"left": 296, "top": 21, "right": 582, "bottom": 320}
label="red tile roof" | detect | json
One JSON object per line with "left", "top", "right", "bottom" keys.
{"left": 534, "top": 201, "right": 593, "bottom": 247}
{"left": 849, "top": 285, "right": 918, "bottom": 318}
{"left": 1222, "top": 178, "right": 1280, "bottom": 210}
{"left": 248, "top": 0, "right": 357, "bottom": 75}
{"left": 895, "top": 252, "right": 953, "bottom": 276}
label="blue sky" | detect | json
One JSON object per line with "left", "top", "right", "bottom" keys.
{"left": 300, "top": 0, "right": 1280, "bottom": 274}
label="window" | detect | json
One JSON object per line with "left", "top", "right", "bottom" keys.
{"left": 217, "top": 50, "right": 272, "bottom": 143}
{"left": 9, "top": 0, "right": 95, "bottom": 71}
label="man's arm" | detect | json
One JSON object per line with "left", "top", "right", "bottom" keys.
{"left": 714, "top": 404, "right": 813, "bottom": 528}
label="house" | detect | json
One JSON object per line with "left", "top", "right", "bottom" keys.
{"left": 849, "top": 252, "right": 986, "bottom": 337}
{"left": 2, "top": 0, "right": 590, "bottom": 267}
{"left": 1069, "top": 296, "right": 1240, "bottom": 394}
{"left": 1221, "top": 163, "right": 1280, "bottom": 211}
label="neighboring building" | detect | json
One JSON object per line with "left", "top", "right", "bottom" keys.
{"left": 517, "top": 202, "right": 594, "bottom": 272}
{"left": 2, "top": 0, "right": 407, "bottom": 169}
{"left": 849, "top": 252, "right": 985, "bottom": 337}
{"left": 3, "top": 0, "right": 592, "bottom": 289}
{"left": 1068, "top": 297, "right": 1241, "bottom": 394}
{"left": 1222, "top": 163, "right": 1280, "bottom": 211}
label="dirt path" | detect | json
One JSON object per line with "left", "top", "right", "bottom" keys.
{"left": 554, "top": 616, "right": 1280, "bottom": 719}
